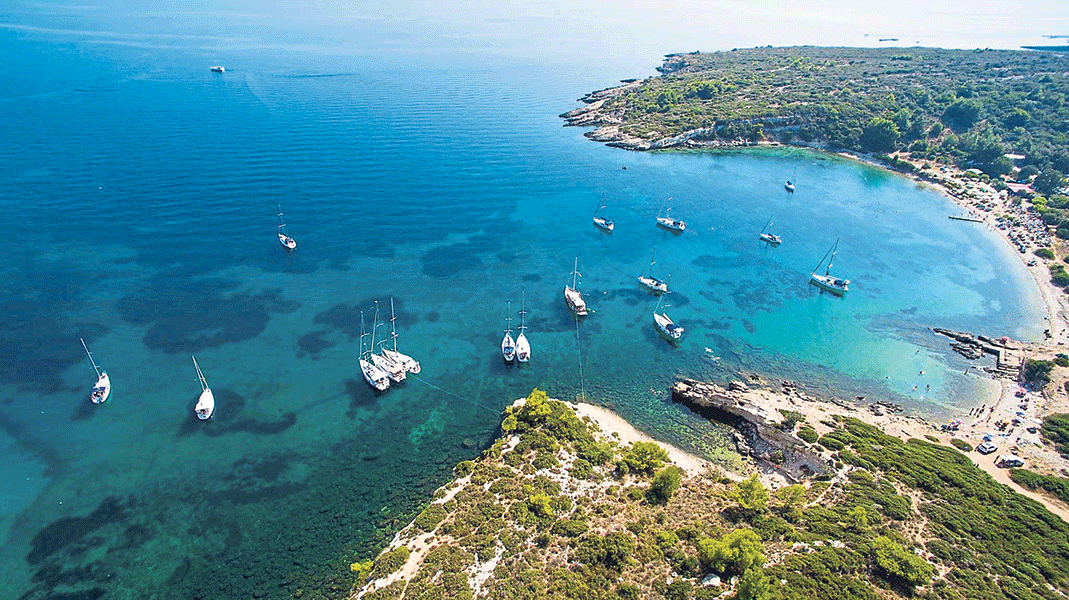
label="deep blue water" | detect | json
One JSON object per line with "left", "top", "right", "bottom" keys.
{"left": 0, "top": 3, "right": 1055, "bottom": 599}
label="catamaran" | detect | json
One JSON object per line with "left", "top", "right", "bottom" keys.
{"left": 192, "top": 356, "right": 215, "bottom": 420}
{"left": 359, "top": 311, "right": 390, "bottom": 391}
{"left": 278, "top": 202, "right": 296, "bottom": 250}
{"left": 564, "top": 257, "right": 588, "bottom": 316}
{"left": 501, "top": 301, "right": 517, "bottom": 363}
{"left": 653, "top": 292, "right": 683, "bottom": 340}
{"left": 380, "top": 297, "right": 420, "bottom": 374}
{"left": 656, "top": 203, "right": 686, "bottom": 232}
{"left": 515, "top": 292, "right": 531, "bottom": 363}
{"left": 759, "top": 217, "right": 782, "bottom": 245}
{"left": 369, "top": 302, "right": 405, "bottom": 382}
{"left": 80, "top": 338, "right": 111, "bottom": 404}
{"left": 637, "top": 247, "right": 668, "bottom": 294}
{"left": 810, "top": 237, "right": 850, "bottom": 295}
{"left": 593, "top": 201, "right": 614, "bottom": 232}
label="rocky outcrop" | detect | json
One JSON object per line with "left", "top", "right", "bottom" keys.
{"left": 671, "top": 378, "right": 831, "bottom": 482}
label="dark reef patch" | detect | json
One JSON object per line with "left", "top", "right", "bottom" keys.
{"left": 0, "top": 413, "right": 66, "bottom": 477}
{"left": 521, "top": 273, "right": 542, "bottom": 283}
{"left": 27, "top": 496, "right": 127, "bottom": 565}
{"left": 116, "top": 272, "right": 298, "bottom": 353}
{"left": 421, "top": 240, "right": 486, "bottom": 278}
{"left": 296, "top": 329, "right": 334, "bottom": 358}
{"left": 313, "top": 296, "right": 417, "bottom": 341}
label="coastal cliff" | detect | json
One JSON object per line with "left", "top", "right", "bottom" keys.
{"left": 670, "top": 378, "right": 830, "bottom": 482}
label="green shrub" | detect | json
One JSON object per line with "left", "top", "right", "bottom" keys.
{"left": 797, "top": 427, "right": 819, "bottom": 444}
{"left": 817, "top": 435, "right": 845, "bottom": 451}
{"left": 950, "top": 439, "right": 973, "bottom": 452}
{"left": 454, "top": 460, "right": 475, "bottom": 477}
{"left": 1035, "top": 247, "right": 1055, "bottom": 260}
{"left": 697, "top": 528, "right": 765, "bottom": 575}
{"left": 414, "top": 503, "right": 448, "bottom": 532}
{"left": 370, "top": 546, "right": 411, "bottom": 580}
{"left": 1009, "top": 468, "right": 1069, "bottom": 504}
{"left": 1042, "top": 413, "right": 1069, "bottom": 457}
{"left": 870, "top": 535, "right": 933, "bottom": 589}
{"left": 551, "top": 518, "right": 589, "bottom": 538}
{"left": 618, "top": 441, "right": 669, "bottom": 475}
{"left": 1024, "top": 359, "right": 1055, "bottom": 386}
{"left": 647, "top": 466, "right": 683, "bottom": 505}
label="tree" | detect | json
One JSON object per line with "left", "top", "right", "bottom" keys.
{"left": 871, "top": 536, "right": 933, "bottom": 588}
{"left": 1035, "top": 169, "right": 1067, "bottom": 196}
{"left": 698, "top": 528, "right": 765, "bottom": 575}
{"left": 618, "top": 441, "right": 669, "bottom": 475}
{"left": 735, "top": 567, "right": 773, "bottom": 600}
{"left": 942, "top": 98, "right": 981, "bottom": 130}
{"left": 730, "top": 474, "right": 769, "bottom": 512}
{"left": 860, "top": 117, "right": 900, "bottom": 152}
{"left": 647, "top": 466, "right": 683, "bottom": 504}
{"left": 774, "top": 484, "right": 806, "bottom": 520}
{"left": 848, "top": 505, "right": 869, "bottom": 532}
{"left": 1004, "top": 108, "right": 1030, "bottom": 129}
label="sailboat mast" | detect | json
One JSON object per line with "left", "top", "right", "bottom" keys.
{"left": 826, "top": 238, "right": 839, "bottom": 276}
{"left": 359, "top": 310, "right": 367, "bottom": 360}
{"left": 519, "top": 291, "right": 527, "bottom": 333}
{"left": 192, "top": 356, "right": 208, "bottom": 391}
{"left": 505, "top": 301, "right": 512, "bottom": 334}
{"left": 390, "top": 297, "right": 399, "bottom": 351}
{"left": 80, "top": 338, "right": 101, "bottom": 378}
{"left": 571, "top": 257, "right": 580, "bottom": 289}
{"left": 370, "top": 302, "right": 381, "bottom": 353}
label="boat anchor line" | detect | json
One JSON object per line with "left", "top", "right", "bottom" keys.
{"left": 575, "top": 315, "right": 586, "bottom": 403}
{"left": 408, "top": 375, "right": 501, "bottom": 415}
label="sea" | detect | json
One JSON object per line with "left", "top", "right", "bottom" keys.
{"left": 0, "top": 1, "right": 1063, "bottom": 598}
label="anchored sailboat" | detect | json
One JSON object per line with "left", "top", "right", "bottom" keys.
{"left": 501, "top": 301, "right": 516, "bottom": 363}
{"left": 656, "top": 202, "right": 686, "bottom": 232}
{"left": 369, "top": 302, "right": 405, "bottom": 383}
{"left": 759, "top": 217, "right": 782, "bottom": 245}
{"left": 515, "top": 292, "right": 531, "bottom": 363}
{"left": 192, "top": 356, "right": 215, "bottom": 420}
{"left": 653, "top": 292, "right": 683, "bottom": 340}
{"left": 381, "top": 297, "right": 420, "bottom": 374}
{"left": 80, "top": 338, "right": 111, "bottom": 404}
{"left": 359, "top": 311, "right": 390, "bottom": 391}
{"left": 637, "top": 247, "right": 668, "bottom": 294}
{"left": 810, "top": 237, "right": 850, "bottom": 295}
{"left": 278, "top": 202, "right": 296, "bottom": 250}
{"left": 564, "top": 257, "right": 588, "bottom": 316}
{"left": 593, "top": 200, "right": 614, "bottom": 232}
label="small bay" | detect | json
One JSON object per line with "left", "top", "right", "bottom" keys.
{"left": 0, "top": 6, "right": 1049, "bottom": 599}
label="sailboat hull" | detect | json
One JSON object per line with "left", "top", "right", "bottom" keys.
{"left": 638, "top": 276, "right": 667, "bottom": 294}
{"left": 91, "top": 372, "right": 111, "bottom": 404}
{"left": 360, "top": 359, "right": 390, "bottom": 391}
{"left": 810, "top": 273, "right": 849, "bottom": 295}
{"left": 195, "top": 388, "right": 215, "bottom": 420}
{"left": 371, "top": 353, "right": 406, "bottom": 382}
{"left": 564, "top": 286, "right": 587, "bottom": 316}
{"left": 593, "top": 216, "right": 614, "bottom": 231}
{"left": 502, "top": 332, "right": 516, "bottom": 362}
{"left": 382, "top": 348, "right": 420, "bottom": 374}
{"left": 279, "top": 233, "right": 296, "bottom": 250}
{"left": 515, "top": 333, "right": 530, "bottom": 362}
{"left": 654, "top": 312, "right": 683, "bottom": 340}
{"left": 656, "top": 217, "right": 685, "bottom": 231}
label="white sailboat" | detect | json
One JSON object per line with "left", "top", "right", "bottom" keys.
{"left": 192, "top": 356, "right": 215, "bottom": 420}
{"left": 656, "top": 201, "right": 686, "bottom": 232}
{"left": 784, "top": 180, "right": 795, "bottom": 193}
{"left": 653, "top": 293, "right": 684, "bottom": 340}
{"left": 593, "top": 200, "right": 614, "bottom": 232}
{"left": 80, "top": 338, "right": 111, "bottom": 404}
{"left": 501, "top": 301, "right": 517, "bottom": 363}
{"left": 380, "top": 297, "right": 421, "bottom": 374}
{"left": 637, "top": 247, "right": 668, "bottom": 294}
{"left": 278, "top": 202, "right": 297, "bottom": 250}
{"left": 759, "top": 217, "right": 782, "bottom": 245}
{"left": 515, "top": 292, "right": 531, "bottom": 363}
{"left": 359, "top": 311, "right": 390, "bottom": 391}
{"left": 369, "top": 302, "right": 405, "bottom": 382}
{"left": 810, "top": 237, "right": 850, "bottom": 295}
{"left": 564, "top": 257, "right": 588, "bottom": 316}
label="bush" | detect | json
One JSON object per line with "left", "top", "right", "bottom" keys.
{"left": 697, "top": 528, "right": 766, "bottom": 575}
{"left": 1009, "top": 469, "right": 1069, "bottom": 504}
{"left": 369, "top": 546, "right": 411, "bottom": 580}
{"left": 414, "top": 503, "right": 449, "bottom": 532}
{"left": 950, "top": 439, "right": 973, "bottom": 452}
{"left": 1035, "top": 247, "right": 1056, "bottom": 260}
{"left": 1042, "top": 413, "right": 1069, "bottom": 457}
{"left": 1024, "top": 359, "right": 1055, "bottom": 386}
{"left": 797, "top": 427, "right": 819, "bottom": 444}
{"left": 870, "top": 535, "right": 933, "bottom": 589}
{"left": 618, "top": 441, "right": 669, "bottom": 475}
{"left": 647, "top": 466, "right": 683, "bottom": 505}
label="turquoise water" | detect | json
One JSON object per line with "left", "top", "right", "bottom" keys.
{"left": 0, "top": 2, "right": 1054, "bottom": 599}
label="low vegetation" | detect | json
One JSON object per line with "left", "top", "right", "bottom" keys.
{"left": 575, "top": 47, "right": 1069, "bottom": 190}
{"left": 1010, "top": 469, "right": 1069, "bottom": 505}
{"left": 1042, "top": 413, "right": 1069, "bottom": 457}
{"left": 352, "top": 392, "right": 1069, "bottom": 600}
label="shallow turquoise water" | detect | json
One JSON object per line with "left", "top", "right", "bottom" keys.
{"left": 0, "top": 5, "right": 1050, "bottom": 599}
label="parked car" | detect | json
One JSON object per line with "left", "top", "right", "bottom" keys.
{"left": 977, "top": 441, "right": 999, "bottom": 455}
{"left": 996, "top": 454, "right": 1025, "bottom": 468}
{"left": 1026, "top": 426, "right": 1038, "bottom": 434}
